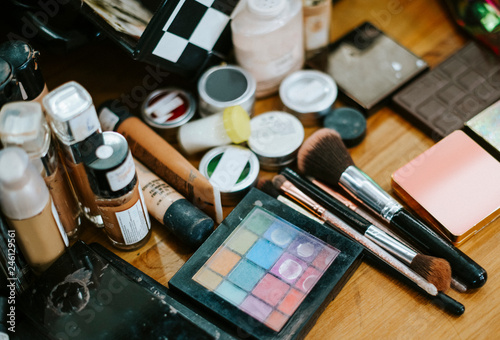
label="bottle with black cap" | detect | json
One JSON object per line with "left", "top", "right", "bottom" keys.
{"left": 81, "top": 131, "right": 152, "bottom": 250}
{"left": 0, "top": 58, "right": 21, "bottom": 108}
{"left": 0, "top": 40, "right": 48, "bottom": 104}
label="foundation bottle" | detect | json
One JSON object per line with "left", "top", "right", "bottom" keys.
{"left": 81, "top": 132, "right": 151, "bottom": 250}
{"left": 43, "top": 81, "right": 104, "bottom": 228}
{"left": 231, "top": 0, "right": 304, "bottom": 98}
{"left": 303, "top": 0, "right": 331, "bottom": 60}
{"left": 0, "top": 40, "right": 49, "bottom": 104}
{"left": 0, "top": 147, "right": 68, "bottom": 274}
{"left": 0, "top": 102, "right": 82, "bottom": 239}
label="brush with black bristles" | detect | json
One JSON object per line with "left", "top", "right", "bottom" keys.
{"left": 280, "top": 167, "right": 452, "bottom": 292}
{"left": 297, "top": 128, "right": 487, "bottom": 290}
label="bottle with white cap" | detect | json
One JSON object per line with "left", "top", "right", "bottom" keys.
{"left": 231, "top": 0, "right": 304, "bottom": 98}
{"left": 0, "top": 147, "right": 68, "bottom": 274}
{"left": 43, "top": 81, "right": 104, "bottom": 228}
{"left": 0, "top": 102, "right": 83, "bottom": 239}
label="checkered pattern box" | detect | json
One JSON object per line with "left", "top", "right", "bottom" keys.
{"left": 78, "top": 0, "right": 240, "bottom": 77}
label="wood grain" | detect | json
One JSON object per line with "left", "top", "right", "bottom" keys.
{"left": 11, "top": 0, "right": 499, "bottom": 338}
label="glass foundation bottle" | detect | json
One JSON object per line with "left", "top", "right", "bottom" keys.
{"left": 43, "top": 81, "right": 104, "bottom": 228}
{"left": 231, "top": 0, "right": 304, "bottom": 98}
{"left": 0, "top": 147, "right": 68, "bottom": 274}
{"left": 0, "top": 102, "right": 82, "bottom": 239}
{"left": 81, "top": 131, "right": 151, "bottom": 250}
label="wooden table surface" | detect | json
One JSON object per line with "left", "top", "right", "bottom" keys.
{"left": 12, "top": 0, "right": 500, "bottom": 338}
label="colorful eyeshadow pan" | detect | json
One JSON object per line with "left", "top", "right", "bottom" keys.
{"left": 192, "top": 207, "right": 339, "bottom": 332}
{"left": 169, "top": 188, "right": 364, "bottom": 339}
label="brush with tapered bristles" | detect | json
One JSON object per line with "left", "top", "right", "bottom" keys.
{"left": 280, "top": 167, "right": 452, "bottom": 292}
{"left": 271, "top": 174, "right": 464, "bottom": 315}
{"left": 297, "top": 128, "right": 487, "bottom": 290}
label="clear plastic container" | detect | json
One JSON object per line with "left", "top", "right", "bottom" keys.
{"left": 231, "top": 0, "right": 304, "bottom": 98}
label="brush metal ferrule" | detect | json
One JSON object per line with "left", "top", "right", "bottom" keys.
{"left": 339, "top": 166, "right": 402, "bottom": 222}
{"left": 365, "top": 225, "right": 417, "bottom": 264}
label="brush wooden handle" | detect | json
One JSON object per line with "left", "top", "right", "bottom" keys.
{"left": 390, "top": 209, "right": 487, "bottom": 289}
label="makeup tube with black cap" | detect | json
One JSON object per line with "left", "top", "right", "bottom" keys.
{"left": 0, "top": 40, "right": 49, "bottom": 104}
{"left": 43, "top": 81, "right": 104, "bottom": 228}
{"left": 0, "top": 102, "right": 83, "bottom": 239}
{"left": 0, "top": 58, "right": 21, "bottom": 107}
{"left": 134, "top": 159, "right": 214, "bottom": 248}
{"left": 81, "top": 132, "right": 151, "bottom": 251}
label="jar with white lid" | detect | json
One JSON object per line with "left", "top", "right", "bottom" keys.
{"left": 231, "top": 0, "right": 304, "bottom": 98}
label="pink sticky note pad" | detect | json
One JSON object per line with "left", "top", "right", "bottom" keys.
{"left": 392, "top": 131, "right": 500, "bottom": 244}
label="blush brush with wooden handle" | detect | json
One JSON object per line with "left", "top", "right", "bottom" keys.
{"left": 297, "top": 128, "right": 487, "bottom": 290}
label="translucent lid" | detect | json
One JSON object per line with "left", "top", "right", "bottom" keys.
{"left": 248, "top": 0, "right": 286, "bottom": 16}
{"left": 0, "top": 102, "right": 49, "bottom": 157}
{"left": 279, "top": 70, "right": 338, "bottom": 113}
{"left": 222, "top": 106, "right": 251, "bottom": 143}
{"left": 0, "top": 147, "right": 49, "bottom": 219}
{"left": 43, "top": 81, "right": 100, "bottom": 144}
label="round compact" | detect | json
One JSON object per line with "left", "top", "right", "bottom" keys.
{"left": 323, "top": 107, "right": 367, "bottom": 147}
{"left": 279, "top": 70, "right": 337, "bottom": 126}
{"left": 141, "top": 87, "right": 196, "bottom": 143}
{"left": 199, "top": 145, "right": 259, "bottom": 206}
{"left": 198, "top": 64, "right": 256, "bottom": 117}
{"left": 248, "top": 111, "right": 304, "bottom": 170}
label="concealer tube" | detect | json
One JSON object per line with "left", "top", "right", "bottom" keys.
{"left": 43, "top": 81, "right": 104, "bottom": 228}
{"left": 0, "top": 102, "right": 82, "bottom": 239}
{"left": 82, "top": 132, "right": 151, "bottom": 251}
{"left": 134, "top": 159, "right": 214, "bottom": 248}
{"left": 98, "top": 100, "right": 223, "bottom": 223}
{"left": 0, "top": 147, "right": 68, "bottom": 275}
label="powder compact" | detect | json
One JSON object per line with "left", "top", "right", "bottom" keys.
{"left": 465, "top": 99, "right": 500, "bottom": 161}
{"left": 140, "top": 87, "right": 196, "bottom": 143}
{"left": 169, "top": 189, "right": 364, "bottom": 339}
{"left": 248, "top": 111, "right": 305, "bottom": 170}
{"left": 279, "top": 70, "right": 338, "bottom": 126}
{"left": 316, "top": 21, "right": 428, "bottom": 114}
{"left": 199, "top": 145, "right": 260, "bottom": 206}
{"left": 392, "top": 130, "right": 500, "bottom": 245}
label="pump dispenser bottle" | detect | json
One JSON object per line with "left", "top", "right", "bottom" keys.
{"left": 0, "top": 147, "right": 68, "bottom": 274}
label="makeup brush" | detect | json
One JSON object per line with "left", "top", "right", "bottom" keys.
{"left": 271, "top": 175, "right": 464, "bottom": 315}
{"left": 297, "top": 128, "right": 487, "bottom": 289}
{"left": 280, "top": 168, "right": 452, "bottom": 292}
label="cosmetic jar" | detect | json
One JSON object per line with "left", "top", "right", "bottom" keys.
{"left": 198, "top": 64, "right": 256, "bottom": 117}
{"left": 0, "top": 40, "right": 49, "bottom": 104}
{"left": 81, "top": 131, "right": 152, "bottom": 251}
{"left": 248, "top": 111, "right": 304, "bottom": 170}
{"left": 279, "top": 70, "right": 338, "bottom": 126}
{"left": 323, "top": 107, "right": 367, "bottom": 147}
{"left": 199, "top": 145, "right": 259, "bottom": 206}
{"left": 178, "top": 105, "right": 251, "bottom": 155}
{"left": 141, "top": 87, "right": 196, "bottom": 143}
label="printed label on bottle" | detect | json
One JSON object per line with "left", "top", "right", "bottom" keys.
{"left": 106, "top": 152, "right": 135, "bottom": 192}
{"left": 68, "top": 108, "right": 100, "bottom": 143}
{"left": 51, "top": 200, "right": 69, "bottom": 247}
{"left": 99, "top": 107, "right": 120, "bottom": 132}
{"left": 115, "top": 198, "right": 150, "bottom": 245}
{"left": 304, "top": 13, "right": 329, "bottom": 51}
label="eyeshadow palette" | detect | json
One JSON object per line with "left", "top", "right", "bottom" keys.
{"left": 392, "top": 131, "right": 500, "bottom": 245}
{"left": 392, "top": 42, "right": 500, "bottom": 141}
{"left": 169, "top": 188, "right": 364, "bottom": 339}
{"left": 310, "top": 22, "right": 428, "bottom": 114}
{"left": 465, "top": 99, "right": 500, "bottom": 161}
